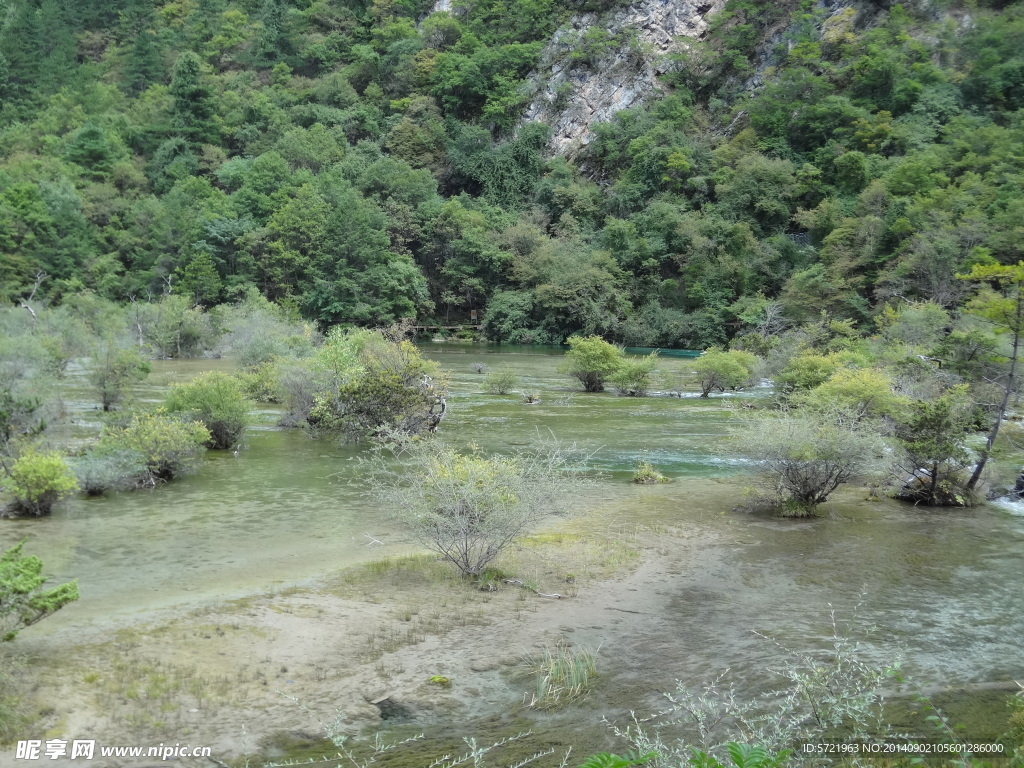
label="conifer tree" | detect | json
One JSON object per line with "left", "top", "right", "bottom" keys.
{"left": 123, "top": 24, "right": 164, "bottom": 97}
{"left": 36, "top": 0, "right": 76, "bottom": 94}
{"left": 169, "top": 51, "right": 219, "bottom": 145}
{"left": 0, "top": 0, "right": 43, "bottom": 114}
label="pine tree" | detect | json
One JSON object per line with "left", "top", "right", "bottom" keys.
{"left": 188, "top": 0, "right": 227, "bottom": 50}
{"left": 0, "top": 0, "right": 43, "bottom": 114}
{"left": 123, "top": 25, "right": 164, "bottom": 96}
{"left": 36, "top": 0, "right": 77, "bottom": 94}
{"left": 169, "top": 52, "right": 219, "bottom": 145}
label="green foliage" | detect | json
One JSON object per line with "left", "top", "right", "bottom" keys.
{"left": 99, "top": 411, "right": 209, "bottom": 482}
{"left": 373, "top": 437, "right": 590, "bottom": 577}
{"left": 775, "top": 353, "right": 842, "bottom": 392}
{"left": 0, "top": 0, "right": 1020, "bottom": 366}
{"left": 690, "top": 349, "right": 757, "bottom": 398}
{"left": 0, "top": 541, "right": 78, "bottom": 641}
{"left": 484, "top": 368, "right": 519, "bottom": 395}
{"left": 134, "top": 296, "right": 224, "bottom": 359}
{"left": 797, "top": 367, "right": 904, "bottom": 420}
{"left": 894, "top": 388, "right": 976, "bottom": 507}
{"left": 307, "top": 329, "right": 447, "bottom": 442}
{"left": 690, "top": 744, "right": 790, "bottom": 768}
{"left": 164, "top": 371, "right": 252, "bottom": 450}
{"left": 69, "top": 448, "right": 150, "bottom": 496}
{"left": 560, "top": 336, "right": 624, "bottom": 393}
{"left": 609, "top": 352, "right": 658, "bottom": 397}
{"left": 0, "top": 387, "right": 45, "bottom": 455}
{"left": 632, "top": 459, "right": 667, "bottom": 485}
{"left": 3, "top": 450, "right": 78, "bottom": 517}
{"left": 88, "top": 346, "right": 152, "bottom": 412}
{"left": 734, "top": 408, "right": 889, "bottom": 514}
{"left": 169, "top": 52, "right": 219, "bottom": 145}
{"left": 577, "top": 752, "right": 658, "bottom": 768}
{"left": 526, "top": 644, "right": 597, "bottom": 710}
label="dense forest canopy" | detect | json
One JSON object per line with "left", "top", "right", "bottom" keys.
{"left": 0, "top": 0, "right": 1022, "bottom": 347}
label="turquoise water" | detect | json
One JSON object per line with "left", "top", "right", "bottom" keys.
{"left": 3, "top": 344, "right": 1022, "bottom": 703}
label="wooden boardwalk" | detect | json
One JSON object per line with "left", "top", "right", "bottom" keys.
{"left": 411, "top": 324, "right": 483, "bottom": 332}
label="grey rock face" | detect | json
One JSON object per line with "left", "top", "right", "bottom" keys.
{"left": 521, "top": 0, "right": 725, "bottom": 155}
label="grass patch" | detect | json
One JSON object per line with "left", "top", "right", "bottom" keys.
{"left": 523, "top": 644, "right": 598, "bottom": 710}
{"left": 499, "top": 526, "right": 640, "bottom": 597}
{"left": 0, "top": 652, "right": 34, "bottom": 745}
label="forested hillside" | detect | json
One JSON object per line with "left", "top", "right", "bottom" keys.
{"left": 1, "top": 0, "right": 1022, "bottom": 347}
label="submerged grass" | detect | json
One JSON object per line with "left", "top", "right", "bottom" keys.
{"left": 524, "top": 644, "right": 598, "bottom": 710}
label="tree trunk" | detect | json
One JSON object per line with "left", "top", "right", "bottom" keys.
{"left": 966, "top": 287, "right": 1023, "bottom": 492}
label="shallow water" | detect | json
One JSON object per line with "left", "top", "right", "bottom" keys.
{"left": 6, "top": 344, "right": 1024, "bottom": 730}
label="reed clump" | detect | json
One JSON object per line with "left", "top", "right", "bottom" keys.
{"left": 524, "top": 644, "right": 597, "bottom": 710}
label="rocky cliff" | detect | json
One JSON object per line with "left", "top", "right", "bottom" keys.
{"left": 520, "top": 0, "right": 725, "bottom": 155}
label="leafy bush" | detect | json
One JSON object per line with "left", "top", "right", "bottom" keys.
{"left": 691, "top": 348, "right": 758, "bottom": 397}
{"left": 233, "top": 361, "right": 284, "bottom": 403}
{"left": 3, "top": 451, "right": 78, "bottom": 516}
{"left": 134, "top": 296, "right": 223, "bottom": 359}
{"left": 372, "top": 437, "right": 591, "bottom": 577}
{"left": 99, "top": 412, "right": 209, "bottom": 482}
{"left": 797, "top": 367, "right": 904, "bottom": 420}
{"left": 733, "top": 408, "right": 889, "bottom": 515}
{"left": 559, "top": 335, "right": 624, "bottom": 392}
{"left": 69, "top": 448, "right": 150, "bottom": 495}
{"left": 0, "top": 387, "right": 45, "bottom": 455}
{"left": 87, "top": 346, "right": 152, "bottom": 412}
{"left": 220, "top": 291, "right": 318, "bottom": 369}
{"left": 307, "top": 329, "right": 448, "bottom": 442}
{"left": 164, "top": 372, "right": 253, "bottom": 450}
{"left": 609, "top": 352, "right": 658, "bottom": 396}
{"left": 484, "top": 368, "right": 519, "bottom": 394}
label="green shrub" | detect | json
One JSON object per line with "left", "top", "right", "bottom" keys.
{"left": 559, "top": 335, "right": 624, "bottom": 392}
{"left": 87, "top": 346, "right": 151, "bottom": 412}
{"left": 373, "top": 438, "right": 591, "bottom": 578}
{"left": 221, "top": 291, "right": 318, "bottom": 369}
{"left": 632, "top": 459, "right": 668, "bottom": 484}
{"left": 307, "top": 329, "right": 448, "bottom": 442}
{"left": 691, "top": 348, "right": 759, "bottom": 397}
{"left": 100, "top": 412, "right": 209, "bottom": 482}
{"left": 484, "top": 368, "right": 519, "bottom": 394}
{"left": 164, "top": 372, "right": 253, "bottom": 450}
{"left": 70, "top": 448, "right": 150, "bottom": 495}
{"left": 134, "top": 295, "right": 223, "bottom": 359}
{"left": 609, "top": 352, "right": 658, "bottom": 397}
{"left": 3, "top": 451, "right": 78, "bottom": 516}
{"left": 233, "top": 361, "right": 284, "bottom": 403}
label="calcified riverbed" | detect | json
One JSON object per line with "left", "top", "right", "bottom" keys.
{"left": 5, "top": 344, "right": 1023, "bottom": 764}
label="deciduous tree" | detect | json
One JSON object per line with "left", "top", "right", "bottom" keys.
{"left": 372, "top": 437, "right": 590, "bottom": 577}
{"left": 559, "top": 335, "right": 623, "bottom": 392}
{"left": 959, "top": 262, "right": 1024, "bottom": 491}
